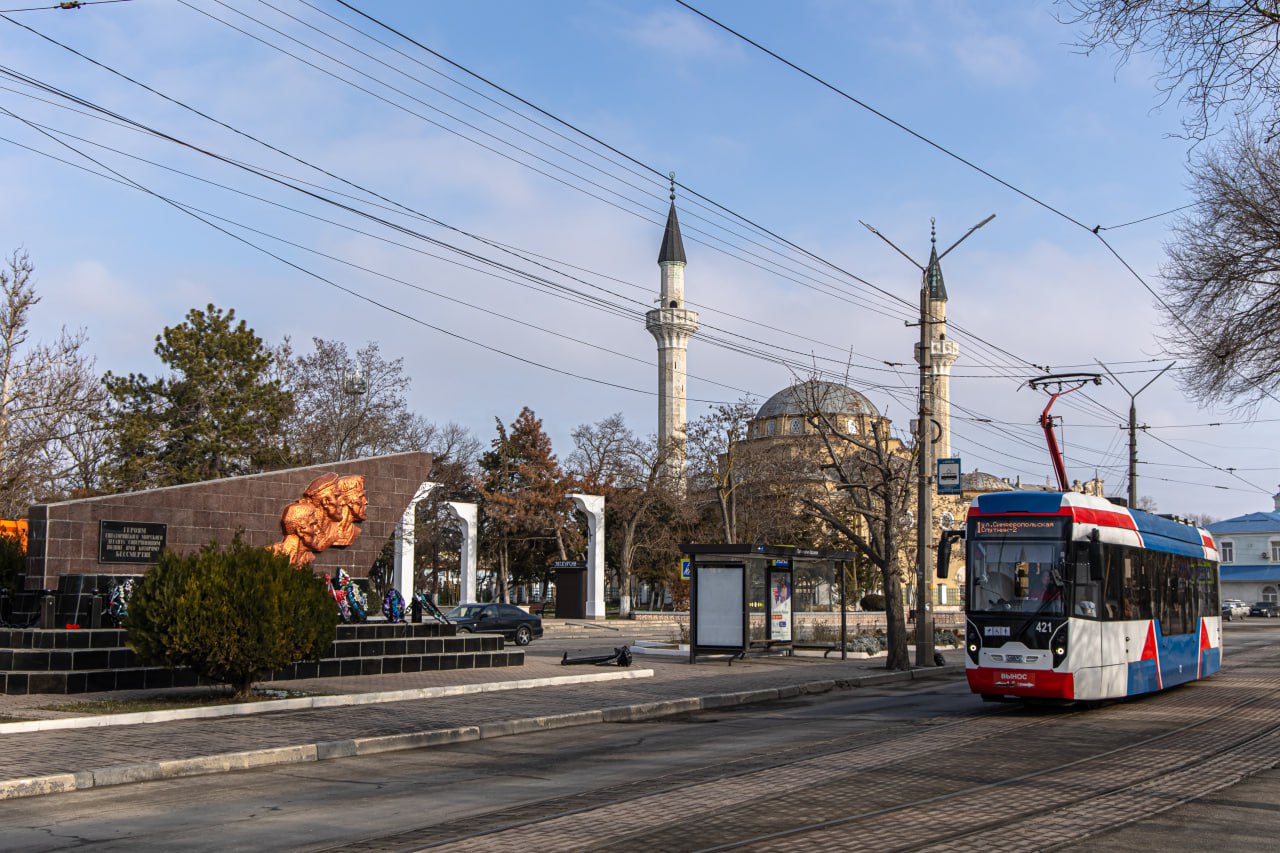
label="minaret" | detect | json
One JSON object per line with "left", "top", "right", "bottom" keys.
{"left": 645, "top": 178, "right": 699, "bottom": 487}
{"left": 915, "top": 223, "right": 959, "bottom": 459}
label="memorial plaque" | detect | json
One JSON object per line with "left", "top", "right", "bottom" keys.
{"left": 99, "top": 520, "right": 167, "bottom": 564}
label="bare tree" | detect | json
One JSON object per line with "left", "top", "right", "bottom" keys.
{"left": 1158, "top": 127, "right": 1280, "bottom": 407}
{"left": 568, "top": 413, "right": 677, "bottom": 617}
{"left": 1060, "top": 1, "right": 1280, "bottom": 141}
{"left": 685, "top": 398, "right": 757, "bottom": 544}
{"left": 281, "top": 338, "right": 432, "bottom": 464}
{"left": 0, "top": 250, "right": 107, "bottom": 516}
{"left": 789, "top": 380, "right": 916, "bottom": 671}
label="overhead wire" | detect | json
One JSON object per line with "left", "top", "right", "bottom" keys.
{"left": 669, "top": 0, "right": 1280, "bottom": 416}
{"left": 2, "top": 0, "right": 1259, "bottom": 489}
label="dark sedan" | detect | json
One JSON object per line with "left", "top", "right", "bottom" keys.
{"left": 446, "top": 603, "right": 543, "bottom": 646}
{"left": 1248, "top": 601, "right": 1280, "bottom": 617}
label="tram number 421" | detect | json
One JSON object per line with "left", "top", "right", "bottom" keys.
{"left": 1036, "top": 621, "right": 1053, "bottom": 634}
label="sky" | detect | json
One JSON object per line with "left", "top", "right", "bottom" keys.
{"left": 1, "top": 0, "right": 1276, "bottom": 521}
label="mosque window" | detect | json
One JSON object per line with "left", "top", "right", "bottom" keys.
{"left": 789, "top": 418, "right": 803, "bottom": 434}
{"left": 766, "top": 420, "right": 776, "bottom": 436}
{"left": 846, "top": 418, "right": 858, "bottom": 434}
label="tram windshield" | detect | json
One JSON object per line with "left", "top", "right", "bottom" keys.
{"left": 969, "top": 538, "right": 1069, "bottom": 615}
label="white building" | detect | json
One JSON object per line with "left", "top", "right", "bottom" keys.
{"left": 1207, "top": 493, "right": 1280, "bottom": 605}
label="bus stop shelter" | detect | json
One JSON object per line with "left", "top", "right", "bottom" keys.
{"left": 680, "top": 544, "right": 856, "bottom": 663}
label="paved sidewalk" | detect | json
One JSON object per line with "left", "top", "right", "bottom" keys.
{"left": 0, "top": 628, "right": 964, "bottom": 801}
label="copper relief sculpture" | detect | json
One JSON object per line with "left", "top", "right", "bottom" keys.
{"left": 271, "top": 473, "right": 367, "bottom": 567}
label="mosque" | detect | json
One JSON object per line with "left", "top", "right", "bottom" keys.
{"left": 644, "top": 197, "right": 1103, "bottom": 611}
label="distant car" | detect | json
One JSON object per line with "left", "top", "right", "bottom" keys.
{"left": 1222, "top": 603, "right": 1236, "bottom": 622}
{"left": 1248, "top": 601, "right": 1280, "bottom": 618}
{"left": 446, "top": 603, "right": 543, "bottom": 646}
{"left": 1224, "top": 599, "right": 1250, "bottom": 618}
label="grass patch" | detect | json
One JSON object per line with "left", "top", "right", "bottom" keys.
{"left": 37, "top": 689, "right": 316, "bottom": 716}
{"left": 0, "top": 715, "right": 34, "bottom": 724}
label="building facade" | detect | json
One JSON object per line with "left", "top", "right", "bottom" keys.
{"left": 1207, "top": 494, "right": 1280, "bottom": 605}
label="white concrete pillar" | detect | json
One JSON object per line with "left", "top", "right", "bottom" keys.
{"left": 569, "top": 493, "right": 606, "bottom": 619}
{"left": 445, "top": 501, "right": 478, "bottom": 604}
{"left": 393, "top": 482, "right": 439, "bottom": 602}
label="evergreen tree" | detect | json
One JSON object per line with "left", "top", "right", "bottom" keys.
{"left": 125, "top": 538, "right": 335, "bottom": 699}
{"left": 478, "top": 408, "right": 572, "bottom": 603}
{"left": 103, "top": 305, "right": 293, "bottom": 490}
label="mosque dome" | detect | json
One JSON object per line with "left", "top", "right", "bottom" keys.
{"left": 755, "top": 380, "right": 880, "bottom": 420}
{"left": 962, "top": 470, "right": 1012, "bottom": 493}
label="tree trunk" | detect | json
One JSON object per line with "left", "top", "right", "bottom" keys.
{"left": 497, "top": 537, "right": 510, "bottom": 603}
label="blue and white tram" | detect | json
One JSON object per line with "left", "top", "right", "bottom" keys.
{"left": 943, "top": 491, "right": 1221, "bottom": 702}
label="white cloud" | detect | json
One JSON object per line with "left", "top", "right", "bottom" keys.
{"left": 619, "top": 9, "right": 743, "bottom": 64}
{"left": 952, "top": 33, "right": 1039, "bottom": 86}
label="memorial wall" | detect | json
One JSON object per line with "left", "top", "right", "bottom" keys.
{"left": 24, "top": 451, "right": 432, "bottom": 590}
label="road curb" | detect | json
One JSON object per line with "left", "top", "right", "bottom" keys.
{"left": 0, "top": 669, "right": 655, "bottom": 735}
{"left": 0, "top": 665, "right": 965, "bottom": 801}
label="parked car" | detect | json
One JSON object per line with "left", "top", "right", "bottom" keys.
{"left": 1248, "top": 601, "right": 1280, "bottom": 618}
{"left": 1222, "top": 603, "right": 1236, "bottom": 622}
{"left": 446, "top": 603, "right": 543, "bottom": 646}
{"left": 1224, "top": 599, "right": 1250, "bottom": 618}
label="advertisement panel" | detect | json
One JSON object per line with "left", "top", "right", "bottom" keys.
{"left": 768, "top": 568, "right": 792, "bottom": 643}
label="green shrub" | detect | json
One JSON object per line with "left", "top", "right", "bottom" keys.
{"left": 860, "top": 593, "right": 886, "bottom": 611}
{"left": 125, "top": 538, "right": 336, "bottom": 699}
{"left": 934, "top": 629, "right": 961, "bottom": 648}
{"left": 846, "top": 634, "right": 886, "bottom": 654}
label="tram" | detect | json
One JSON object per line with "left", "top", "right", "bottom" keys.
{"left": 939, "top": 490, "right": 1221, "bottom": 702}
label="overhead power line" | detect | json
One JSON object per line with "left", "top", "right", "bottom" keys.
{"left": 2, "top": 3, "right": 1265, "bottom": 489}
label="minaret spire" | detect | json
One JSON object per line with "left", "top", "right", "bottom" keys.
{"left": 915, "top": 218, "right": 958, "bottom": 458}
{"left": 646, "top": 174, "right": 699, "bottom": 489}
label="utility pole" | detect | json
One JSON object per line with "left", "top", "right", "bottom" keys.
{"left": 863, "top": 215, "right": 993, "bottom": 667}
{"left": 915, "top": 272, "right": 935, "bottom": 667}
{"left": 1097, "top": 361, "right": 1174, "bottom": 507}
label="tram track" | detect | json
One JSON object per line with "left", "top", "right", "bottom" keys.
{"left": 323, "top": 644, "right": 1280, "bottom": 853}
{"left": 725, "top": 681, "right": 1280, "bottom": 851}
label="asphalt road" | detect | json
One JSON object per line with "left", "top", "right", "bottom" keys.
{"left": 2, "top": 620, "right": 1277, "bottom": 852}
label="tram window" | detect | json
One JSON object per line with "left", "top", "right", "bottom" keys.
{"left": 1102, "top": 548, "right": 1125, "bottom": 620}
{"left": 1072, "top": 544, "right": 1100, "bottom": 618}
{"left": 969, "top": 541, "right": 1065, "bottom": 614}
{"left": 1131, "top": 550, "right": 1154, "bottom": 621}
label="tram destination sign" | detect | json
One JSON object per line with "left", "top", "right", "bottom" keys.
{"left": 99, "top": 520, "right": 168, "bottom": 564}
{"left": 972, "top": 518, "right": 1068, "bottom": 538}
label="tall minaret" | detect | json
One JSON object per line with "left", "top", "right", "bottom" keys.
{"left": 645, "top": 179, "right": 699, "bottom": 486}
{"left": 915, "top": 223, "right": 959, "bottom": 459}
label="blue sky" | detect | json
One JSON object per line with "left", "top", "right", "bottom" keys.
{"left": 1, "top": 0, "right": 1274, "bottom": 520}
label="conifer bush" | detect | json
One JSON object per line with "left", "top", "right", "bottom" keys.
{"left": 125, "top": 538, "right": 336, "bottom": 699}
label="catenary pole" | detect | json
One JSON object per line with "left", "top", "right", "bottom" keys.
{"left": 1097, "top": 361, "right": 1174, "bottom": 507}
{"left": 863, "top": 215, "right": 993, "bottom": 668}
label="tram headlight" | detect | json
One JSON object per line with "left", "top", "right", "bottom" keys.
{"left": 1051, "top": 627, "right": 1069, "bottom": 668}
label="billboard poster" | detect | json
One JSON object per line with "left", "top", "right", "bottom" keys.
{"left": 768, "top": 569, "right": 792, "bottom": 642}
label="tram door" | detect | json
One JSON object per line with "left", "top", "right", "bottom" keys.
{"left": 1098, "top": 553, "right": 1129, "bottom": 693}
